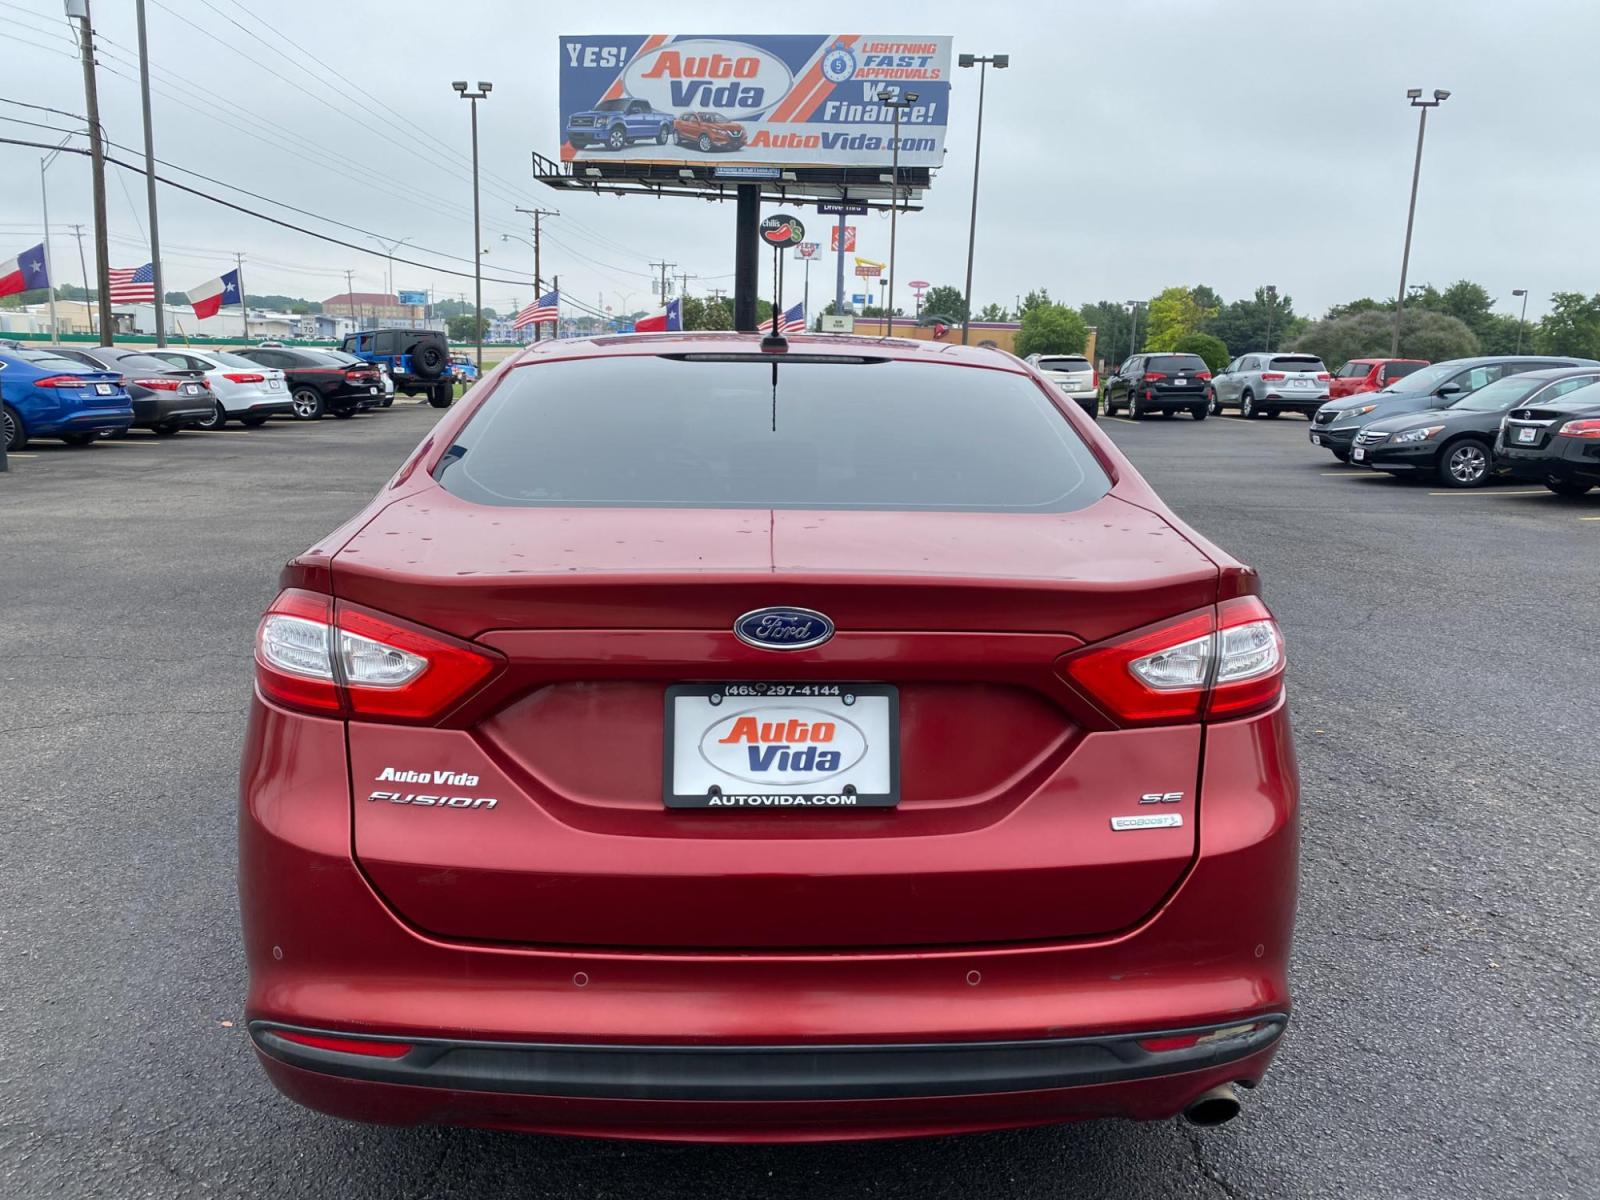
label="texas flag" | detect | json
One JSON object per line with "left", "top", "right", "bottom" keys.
{"left": 633, "top": 297, "right": 681, "bottom": 333}
{"left": 0, "top": 242, "right": 50, "bottom": 299}
{"left": 187, "top": 268, "right": 241, "bottom": 319}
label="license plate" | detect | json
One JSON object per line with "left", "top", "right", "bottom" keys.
{"left": 1291, "top": 379, "right": 1312, "bottom": 389}
{"left": 95, "top": 383, "right": 114, "bottom": 396}
{"left": 1311, "top": 434, "right": 1322, "bottom": 446}
{"left": 1173, "top": 377, "right": 1188, "bottom": 386}
{"left": 1353, "top": 447, "right": 1366, "bottom": 461}
{"left": 369, "top": 386, "right": 378, "bottom": 394}
{"left": 183, "top": 384, "right": 202, "bottom": 394}
{"left": 268, "top": 379, "right": 281, "bottom": 390}
{"left": 1516, "top": 427, "right": 1537, "bottom": 444}
{"left": 665, "top": 683, "right": 899, "bottom": 809}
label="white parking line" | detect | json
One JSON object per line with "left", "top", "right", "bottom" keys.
{"left": 1104, "top": 416, "right": 1139, "bottom": 425}
{"left": 1425, "top": 490, "right": 1551, "bottom": 497}
{"left": 4, "top": 452, "right": 38, "bottom": 459}
{"left": 1580, "top": 516, "right": 1600, "bottom": 522}
{"left": 1320, "top": 471, "right": 1376, "bottom": 477}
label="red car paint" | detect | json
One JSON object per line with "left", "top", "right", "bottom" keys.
{"left": 1328, "top": 357, "right": 1430, "bottom": 400}
{"left": 240, "top": 333, "right": 1299, "bottom": 1141}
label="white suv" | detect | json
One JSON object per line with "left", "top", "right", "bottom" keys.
{"left": 1027, "top": 354, "right": 1099, "bottom": 419}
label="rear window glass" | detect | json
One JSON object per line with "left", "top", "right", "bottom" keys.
{"left": 1145, "top": 355, "right": 1207, "bottom": 372}
{"left": 1382, "top": 360, "right": 1426, "bottom": 380}
{"left": 212, "top": 351, "right": 265, "bottom": 369}
{"left": 1036, "top": 357, "right": 1091, "bottom": 372}
{"left": 1269, "top": 356, "right": 1325, "bottom": 373}
{"left": 116, "top": 354, "right": 183, "bottom": 373}
{"left": 435, "top": 356, "right": 1111, "bottom": 513}
{"left": 1336, "top": 361, "right": 1372, "bottom": 377}
{"left": 12, "top": 349, "right": 94, "bottom": 371}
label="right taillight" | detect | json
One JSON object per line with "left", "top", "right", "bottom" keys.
{"left": 1063, "top": 596, "right": 1286, "bottom": 725}
{"left": 1559, "top": 419, "right": 1600, "bottom": 439}
{"left": 254, "top": 589, "right": 501, "bottom": 722}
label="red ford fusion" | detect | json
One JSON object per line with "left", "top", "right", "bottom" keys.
{"left": 240, "top": 332, "right": 1298, "bottom": 1142}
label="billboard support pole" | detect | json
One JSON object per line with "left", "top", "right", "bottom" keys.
{"left": 734, "top": 184, "right": 759, "bottom": 332}
{"left": 835, "top": 209, "right": 846, "bottom": 316}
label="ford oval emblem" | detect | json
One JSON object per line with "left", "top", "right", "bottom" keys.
{"left": 734, "top": 607, "right": 834, "bottom": 651}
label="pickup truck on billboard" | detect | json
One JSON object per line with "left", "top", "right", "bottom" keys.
{"left": 559, "top": 35, "right": 952, "bottom": 169}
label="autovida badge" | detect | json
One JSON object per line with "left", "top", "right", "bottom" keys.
{"left": 734, "top": 607, "right": 834, "bottom": 651}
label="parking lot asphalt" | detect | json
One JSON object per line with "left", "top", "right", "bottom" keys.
{"left": 2, "top": 405, "right": 1595, "bottom": 1199}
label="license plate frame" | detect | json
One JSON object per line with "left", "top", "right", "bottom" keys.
{"left": 1353, "top": 447, "right": 1366, "bottom": 461}
{"left": 663, "top": 682, "right": 900, "bottom": 810}
{"left": 1516, "top": 427, "right": 1537, "bottom": 444}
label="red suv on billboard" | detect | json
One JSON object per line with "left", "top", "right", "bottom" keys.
{"left": 673, "top": 110, "right": 747, "bottom": 152}
{"left": 241, "top": 334, "right": 1298, "bottom": 1142}
{"left": 1328, "top": 357, "right": 1429, "bottom": 399}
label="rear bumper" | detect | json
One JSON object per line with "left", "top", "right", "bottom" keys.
{"left": 30, "top": 405, "right": 134, "bottom": 436}
{"left": 1262, "top": 393, "right": 1326, "bottom": 413}
{"left": 1497, "top": 440, "right": 1600, "bottom": 484}
{"left": 132, "top": 393, "right": 214, "bottom": 426}
{"left": 222, "top": 390, "right": 293, "bottom": 416}
{"left": 239, "top": 698, "right": 1299, "bottom": 1139}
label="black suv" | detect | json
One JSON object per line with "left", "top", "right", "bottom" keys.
{"left": 1104, "top": 353, "right": 1212, "bottom": 419}
{"left": 339, "top": 329, "right": 453, "bottom": 407}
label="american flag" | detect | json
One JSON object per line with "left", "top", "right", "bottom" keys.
{"left": 514, "top": 289, "right": 559, "bottom": 329}
{"left": 768, "top": 302, "right": 805, "bottom": 335}
{"left": 108, "top": 262, "right": 156, "bottom": 303}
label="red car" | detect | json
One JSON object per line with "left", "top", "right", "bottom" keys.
{"left": 673, "top": 110, "right": 746, "bottom": 152}
{"left": 241, "top": 333, "right": 1298, "bottom": 1142}
{"left": 1327, "top": 357, "right": 1429, "bottom": 399}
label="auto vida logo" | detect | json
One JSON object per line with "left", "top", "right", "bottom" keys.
{"left": 698, "top": 708, "right": 867, "bottom": 785}
{"left": 624, "top": 39, "right": 794, "bottom": 115}
{"left": 734, "top": 607, "right": 834, "bottom": 650}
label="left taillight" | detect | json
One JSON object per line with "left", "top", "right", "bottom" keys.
{"left": 254, "top": 589, "right": 500, "bottom": 722}
{"left": 33, "top": 375, "right": 90, "bottom": 389}
{"left": 1062, "top": 596, "right": 1286, "bottom": 725}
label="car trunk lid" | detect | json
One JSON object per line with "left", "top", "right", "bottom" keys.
{"left": 340, "top": 489, "right": 1218, "bottom": 949}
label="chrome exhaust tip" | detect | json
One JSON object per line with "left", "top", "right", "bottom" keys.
{"left": 1182, "top": 1083, "right": 1241, "bottom": 1127}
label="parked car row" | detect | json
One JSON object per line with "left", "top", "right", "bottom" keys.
{"left": 2, "top": 328, "right": 454, "bottom": 451}
{"left": 1308, "top": 355, "right": 1600, "bottom": 489}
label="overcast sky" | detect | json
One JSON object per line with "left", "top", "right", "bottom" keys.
{"left": 2, "top": 0, "right": 1595, "bottom": 323}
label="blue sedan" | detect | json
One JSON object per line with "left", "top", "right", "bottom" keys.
{"left": 1, "top": 346, "right": 134, "bottom": 449}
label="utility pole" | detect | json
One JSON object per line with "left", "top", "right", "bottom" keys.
{"left": 134, "top": 0, "right": 166, "bottom": 345}
{"left": 73, "top": 0, "right": 113, "bottom": 344}
{"left": 345, "top": 269, "right": 358, "bottom": 336}
{"left": 453, "top": 81, "right": 493, "bottom": 370}
{"left": 40, "top": 135, "right": 73, "bottom": 342}
{"left": 515, "top": 206, "right": 558, "bottom": 340}
{"left": 649, "top": 261, "right": 676, "bottom": 307}
{"left": 70, "top": 223, "right": 93, "bottom": 336}
{"left": 957, "top": 53, "right": 1008, "bottom": 345}
{"left": 236, "top": 252, "right": 248, "bottom": 341}
{"left": 1392, "top": 88, "right": 1450, "bottom": 356}
{"left": 878, "top": 89, "right": 918, "bottom": 337}
{"left": 677, "top": 271, "right": 695, "bottom": 303}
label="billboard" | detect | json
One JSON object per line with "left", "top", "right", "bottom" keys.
{"left": 397, "top": 290, "right": 428, "bottom": 306}
{"left": 559, "top": 36, "right": 951, "bottom": 169}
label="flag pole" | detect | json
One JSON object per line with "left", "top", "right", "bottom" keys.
{"left": 235, "top": 252, "right": 248, "bottom": 341}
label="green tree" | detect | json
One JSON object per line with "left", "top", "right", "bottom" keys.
{"left": 446, "top": 314, "right": 489, "bottom": 341}
{"left": 1325, "top": 297, "right": 1384, "bottom": 319}
{"left": 920, "top": 285, "right": 967, "bottom": 322}
{"left": 1536, "top": 292, "right": 1600, "bottom": 358}
{"left": 1174, "top": 331, "right": 1229, "bottom": 374}
{"left": 1290, "top": 309, "right": 1478, "bottom": 368}
{"left": 1018, "top": 288, "right": 1052, "bottom": 317}
{"left": 1015, "top": 303, "right": 1089, "bottom": 358}
{"left": 1080, "top": 300, "right": 1139, "bottom": 365}
{"left": 681, "top": 295, "right": 733, "bottom": 330}
{"left": 976, "top": 302, "right": 1009, "bottom": 321}
{"left": 1201, "top": 287, "right": 1300, "bottom": 354}
{"left": 1143, "top": 286, "right": 1218, "bottom": 351}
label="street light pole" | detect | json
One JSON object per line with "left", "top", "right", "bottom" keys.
{"left": 1126, "top": 300, "right": 1144, "bottom": 362}
{"left": 453, "top": 81, "right": 492, "bottom": 371}
{"left": 957, "top": 53, "right": 1007, "bottom": 345}
{"left": 878, "top": 89, "right": 918, "bottom": 338}
{"left": 1391, "top": 87, "right": 1450, "bottom": 357}
{"left": 73, "top": 0, "right": 114, "bottom": 344}
{"left": 1263, "top": 283, "right": 1278, "bottom": 353}
{"left": 135, "top": 0, "right": 166, "bottom": 345}
{"left": 40, "top": 135, "right": 73, "bottom": 343}
{"left": 1512, "top": 288, "right": 1529, "bottom": 354}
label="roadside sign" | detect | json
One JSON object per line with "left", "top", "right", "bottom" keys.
{"left": 821, "top": 315, "right": 854, "bottom": 332}
{"left": 830, "top": 225, "right": 856, "bottom": 252}
{"left": 851, "top": 293, "right": 867, "bottom": 305}
{"left": 907, "top": 279, "right": 930, "bottom": 290}
{"left": 794, "top": 242, "right": 820, "bottom": 259}
{"left": 854, "top": 265, "right": 881, "bottom": 277}
{"left": 760, "top": 213, "right": 806, "bottom": 247}
{"left": 819, "top": 202, "right": 868, "bottom": 215}
{"left": 713, "top": 165, "right": 782, "bottom": 180}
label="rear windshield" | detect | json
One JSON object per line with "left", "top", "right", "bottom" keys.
{"left": 435, "top": 356, "right": 1111, "bottom": 513}
{"left": 11, "top": 349, "right": 95, "bottom": 371}
{"left": 117, "top": 353, "right": 184, "bottom": 373}
{"left": 1145, "top": 355, "right": 1207, "bottom": 372}
{"left": 1383, "top": 360, "right": 1426, "bottom": 380}
{"left": 211, "top": 351, "right": 266, "bottom": 369}
{"left": 1037, "top": 357, "right": 1091, "bottom": 372}
{"left": 1269, "top": 356, "right": 1325, "bottom": 373}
